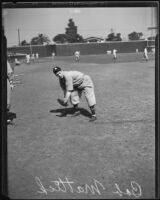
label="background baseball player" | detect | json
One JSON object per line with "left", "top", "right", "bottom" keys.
{"left": 31, "top": 53, "right": 35, "bottom": 62}
{"left": 143, "top": 47, "right": 149, "bottom": 61}
{"left": 26, "top": 53, "right": 30, "bottom": 64}
{"left": 15, "top": 58, "right": 21, "bottom": 65}
{"left": 113, "top": 49, "right": 117, "bottom": 62}
{"left": 52, "top": 52, "right": 55, "bottom": 59}
{"left": 53, "top": 66, "right": 97, "bottom": 121}
{"left": 74, "top": 51, "right": 80, "bottom": 62}
{"left": 36, "top": 52, "right": 39, "bottom": 59}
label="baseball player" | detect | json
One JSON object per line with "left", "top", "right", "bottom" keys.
{"left": 15, "top": 58, "right": 21, "bottom": 65}
{"left": 52, "top": 52, "right": 55, "bottom": 59}
{"left": 113, "top": 49, "right": 117, "bottom": 62}
{"left": 53, "top": 66, "right": 97, "bottom": 122}
{"left": 143, "top": 47, "right": 149, "bottom": 61}
{"left": 26, "top": 53, "right": 30, "bottom": 64}
{"left": 31, "top": 53, "right": 35, "bottom": 62}
{"left": 36, "top": 52, "right": 39, "bottom": 59}
{"left": 7, "top": 60, "right": 14, "bottom": 123}
{"left": 74, "top": 51, "right": 80, "bottom": 62}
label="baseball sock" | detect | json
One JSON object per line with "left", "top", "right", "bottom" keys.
{"left": 90, "top": 105, "right": 96, "bottom": 116}
{"left": 73, "top": 104, "right": 79, "bottom": 112}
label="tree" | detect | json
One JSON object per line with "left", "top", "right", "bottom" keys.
{"left": 128, "top": 32, "right": 143, "bottom": 40}
{"left": 53, "top": 34, "right": 69, "bottom": 43}
{"left": 116, "top": 33, "right": 122, "bottom": 41}
{"left": 30, "top": 37, "right": 40, "bottom": 45}
{"left": 106, "top": 32, "right": 115, "bottom": 41}
{"left": 30, "top": 34, "right": 50, "bottom": 45}
{"left": 65, "top": 19, "right": 84, "bottom": 43}
{"left": 65, "top": 18, "right": 77, "bottom": 37}
{"left": 53, "top": 18, "right": 84, "bottom": 43}
{"left": 106, "top": 32, "right": 122, "bottom": 41}
{"left": 20, "top": 40, "right": 30, "bottom": 46}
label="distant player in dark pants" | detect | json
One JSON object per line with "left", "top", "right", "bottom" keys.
{"left": 53, "top": 66, "right": 97, "bottom": 122}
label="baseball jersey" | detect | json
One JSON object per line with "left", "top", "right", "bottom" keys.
{"left": 113, "top": 49, "right": 117, "bottom": 55}
{"left": 75, "top": 51, "right": 80, "bottom": 56}
{"left": 59, "top": 71, "right": 84, "bottom": 91}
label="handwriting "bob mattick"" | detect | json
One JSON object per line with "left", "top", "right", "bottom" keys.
{"left": 35, "top": 176, "right": 106, "bottom": 195}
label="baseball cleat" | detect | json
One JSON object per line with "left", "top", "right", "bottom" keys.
{"left": 7, "top": 119, "right": 11, "bottom": 123}
{"left": 89, "top": 115, "right": 97, "bottom": 122}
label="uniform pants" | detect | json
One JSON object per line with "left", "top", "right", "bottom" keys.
{"left": 144, "top": 53, "right": 148, "bottom": 60}
{"left": 7, "top": 79, "right": 11, "bottom": 110}
{"left": 70, "top": 75, "right": 96, "bottom": 107}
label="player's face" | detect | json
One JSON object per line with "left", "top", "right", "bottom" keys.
{"left": 56, "top": 71, "right": 63, "bottom": 78}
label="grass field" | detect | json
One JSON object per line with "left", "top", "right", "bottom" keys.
{"left": 7, "top": 53, "right": 155, "bottom": 199}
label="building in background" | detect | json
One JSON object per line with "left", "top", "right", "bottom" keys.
{"left": 84, "top": 37, "right": 105, "bottom": 43}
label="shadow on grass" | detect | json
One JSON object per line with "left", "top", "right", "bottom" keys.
{"left": 50, "top": 107, "right": 91, "bottom": 118}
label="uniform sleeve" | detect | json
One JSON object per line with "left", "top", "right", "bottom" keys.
{"left": 64, "top": 74, "right": 73, "bottom": 91}
{"left": 7, "top": 61, "right": 14, "bottom": 81}
{"left": 59, "top": 78, "right": 66, "bottom": 91}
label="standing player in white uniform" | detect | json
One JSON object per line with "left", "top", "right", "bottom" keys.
{"left": 113, "top": 49, "right": 117, "bottom": 62}
{"left": 26, "top": 53, "right": 30, "bottom": 64}
{"left": 74, "top": 51, "right": 80, "bottom": 62}
{"left": 53, "top": 66, "right": 97, "bottom": 121}
{"left": 36, "top": 52, "right": 39, "bottom": 59}
{"left": 52, "top": 52, "right": 55, "bottom": 59}
{"left": 31, "top": 53, "right": 35, "bottom": 62}
{"left": 143, "top": 47, "right": 149, "bottom": 61}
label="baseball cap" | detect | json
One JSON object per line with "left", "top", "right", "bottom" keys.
{"left": 53, "top": 66, "right": 61, "bottom": 75}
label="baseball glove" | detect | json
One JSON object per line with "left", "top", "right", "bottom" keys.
{"left": 57, "top": 98, "right": 68, "bottom": 107}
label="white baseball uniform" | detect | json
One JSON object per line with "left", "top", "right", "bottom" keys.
{"left": 59, "top": 71, "right": 96, "bottom": 107}
{"left": 26, "top": 54, "right": 30, "bottom": 64}
{"left": 74, "top": 51, "right": 80, "bottom": 61}
{"left": 113, "top": 49, "right": 117, "bottom": 59}
{"left": 144, "top": 48, "right": 148, "bottom": 60}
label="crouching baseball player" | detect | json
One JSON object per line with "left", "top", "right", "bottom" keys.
{"left": 53, "top": 66, "right": 97, "bottom": 122}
